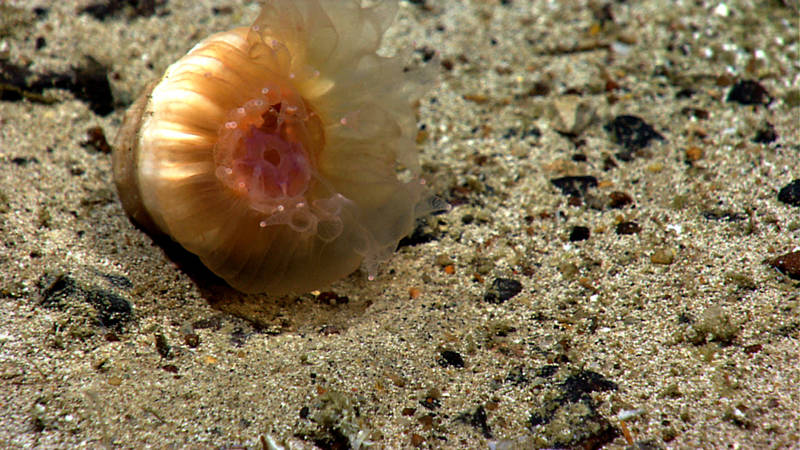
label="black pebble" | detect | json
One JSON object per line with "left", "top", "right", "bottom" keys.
{"left": 615, "top": 221, "right": 641, "bottom": 235}
{"left": 569, "top": 226, "right": 590, "bottom": 242}
{"left": 608, "top": 191, "right": 634, "bottom": 209}
{"left": 484, "top": 278, "right": 523, "bottom": 304}
{"left": 753, "top": 122, "right": 778, "bottom": 144}
{"left": 726, "top": 80, "right": 771, "bottom": 105}
{"left": 604, "top": 115, "right": 665, "bottom": 160}
{"left": 778, "top": 179, "right": 800, "bottom": 207}
{"left": 551, "top": 175, "right": 598, "bottom": 198}
{"left": 438, "top": 350, "right": 465, "bottom": 368}
{"left": 85, "top": 288, "right": 133, "bottom": 327}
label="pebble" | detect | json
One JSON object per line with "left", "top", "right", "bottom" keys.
{"left": 85, "top": 288, "right": 132, "bottom": 327}
{"left": 569, "top": 226, "right": 590, "bottom": 242}
{"left": 549, "top": 95, "right": 595, "bottom": 135}
{"left": 769, "top": 251, "right": 800, "bottom": 279}
{"left": 777, "top": 179, "right": 800, "bottom": 207}
{"left": 615, "top": 221, "right": 641, "bottom": 235}
{"left": 82, "top": 126, "right": 112, "bottom": 154}
{"left": 752, "top": 122, "right": 777, "bottom": 144}
{"left": 608, "top": 191, "right": 634, "bottom": 208}
{"left": 604, "top": 115, "right": 665, "bottom": 160}
{"left": 438, "top": 350, "right": 465, "bottom": 368}
{"left": 726, "top": 79, "right": 770, "bottom": 105}
{"left": 484, "top": 278, "right": 523, "bottom": 304}
{"left": 650, "top": 248, "right": 676, "bottom": 265}
{"left": 551, "top": 175, "right": 598, "bottom": 198}
{"left": 693, "top": 306, "right": 740, "bottom": 344}
{"left": 685, "top": 146, "right": 704, "bottom": 161}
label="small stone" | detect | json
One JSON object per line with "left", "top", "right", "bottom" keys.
{"left": 770, "top": 250, "right": 800, "bottom": 280}
{"left": 744, "top": 344, "right": 763, "bottom": 354}
{"left": 82, "top": 126, "right": 111, "bottom": 153}
{"left": 694, "top": 306, "right": 739, "bottom": 344}
{"left": 726, "top": 79, "right": 770, "bottom": 105}
{"left": 608, "top": 191, "right": 633, "bottom": 208}
{"left": 777, "top": 179, "right": 800, "bottom": 207}
{"left": 558, "top": 262, "right": 579, "bottom": 278}
{"left": 569, "top": 226, "right": 590, "bottom": 242}
{"left": 724, "top": 272, "right": 757, "bottom": 290}
{"left": 84, "top": 288, "right": 133, "bottom": 327}
{"left": 435, "top": 254, "right": 453, "bottom": 266}
{"left": 183, "top": 332, "right": 200, "bottom": 348}
{"left": 685, "top": 146, "right": 704, "bottom": 161}
{"left": 484, "top": 278, "right": 523, "bottom": 304}
{"left": 650, "top": 248, "right": 676, "bottom": 265}
{"left": 155, "top": 333, "right": 171, "bottom": 359}
{"left": 549, "top": 95, "right": 596, "bottom": 135}
{"left": 551, "top": 175, "right": 598, "bottom": 198}
{"left": 438, "top": 350, "right": 465, "bottom": 368}
{"left": 604, "top": 115, "right": 665, "bottom": 159}
{"left": 615, "top": 221, "right": 641, "bottom": 235}
{"left": 752, "top": 122, "right": 777, "bottom": 144}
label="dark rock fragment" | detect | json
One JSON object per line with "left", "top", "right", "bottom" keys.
{"left": 752, "top": 122, "right": 777, "bottom": 144}
{"left": 604, "top": 115, "right": 665, "bottom": 160}
{"left": 11, "top": 156, "right": 39, "bottom": 166}
{"left": 438, "top": 350, "right": 465, "bottom": 368}
{"left": 484, "top": 278, "right": 523, "bottom": 304}
{"left": 777, "top": 179, "right": 800, "bottom": 207}
{"left": 608, "top": 191, "right": 634, "bottom": 208}
{"left": 154, "top": 333, "right": 171, "bottom": 358}
{"left": 615, "top": 221, "right": 641, "bottom": 235}
{"left": 726, "top": 79, "right": 771, "bottom": 105}
{"left": 84, "top": 288, "right": 132, "bottom": 327}
{"left": 569, "top": 226, "right": 590, "bottom": 242}
{"left": 551, "top": 175, "right": 598, "bottom": 198}
{"left": 82, "top": 126, "right": 112, "bottom": 153}
{"left": 770, "top": 251, "right": 800, "bottom": 280}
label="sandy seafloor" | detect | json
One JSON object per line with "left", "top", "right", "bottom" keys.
{"left": 1, "top": 0, "right": 799, "bottom": 448}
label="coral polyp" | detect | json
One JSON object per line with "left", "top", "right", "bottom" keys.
{"left": 113, "top": 0, "right": 439, "bottom": 294}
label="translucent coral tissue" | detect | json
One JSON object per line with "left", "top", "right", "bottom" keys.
{"left": 113, "top": 0, "right": 440, "bottom": 294}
